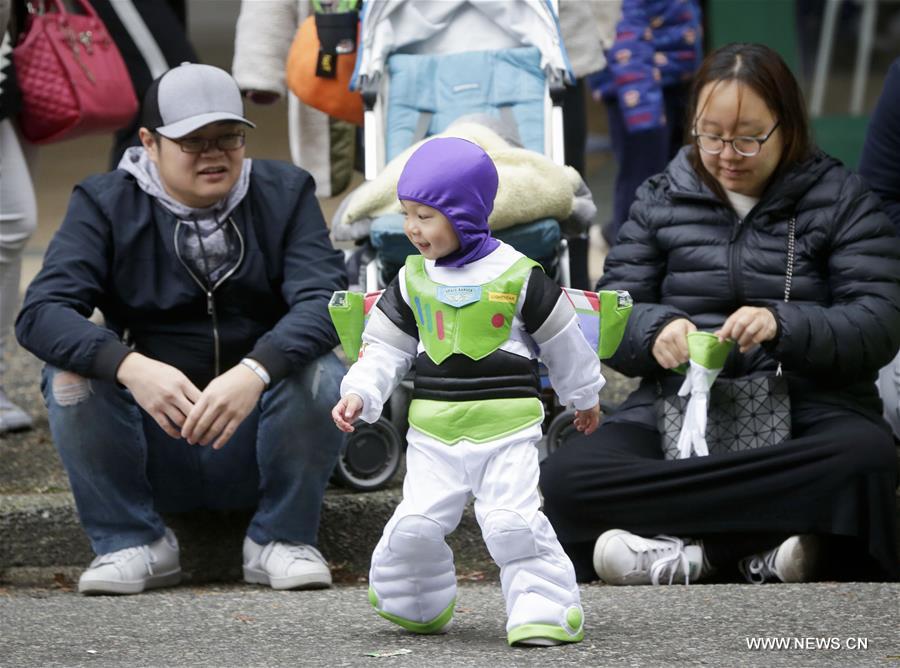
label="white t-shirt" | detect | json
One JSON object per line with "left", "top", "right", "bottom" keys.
{"left": 725, "top": 189, "right": 760, "bottom": 221}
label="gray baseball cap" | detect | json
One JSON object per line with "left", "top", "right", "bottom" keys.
{"left": 142, "top": 63, "right": 255, "bottom": 139}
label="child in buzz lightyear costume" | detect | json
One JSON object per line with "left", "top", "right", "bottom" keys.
{"left": 331, "top": 137, "right": 605, "bottom": 647}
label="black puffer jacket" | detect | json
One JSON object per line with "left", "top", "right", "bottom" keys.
{"left": 598, "top": 146, "right": 900, "bottom": 428}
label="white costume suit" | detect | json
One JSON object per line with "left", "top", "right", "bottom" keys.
{"left": 341, "top": 242, "right": 604, "bottom": 642}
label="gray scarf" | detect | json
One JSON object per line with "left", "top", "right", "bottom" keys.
{"left": 119, "top": 147, "right": 252, "bottom": 285}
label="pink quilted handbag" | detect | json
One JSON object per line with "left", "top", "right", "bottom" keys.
{"left": 13, "top": 0, "right": 138, "bottom": 144}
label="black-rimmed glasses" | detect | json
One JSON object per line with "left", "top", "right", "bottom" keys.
{"left": 171, "top": 133, "right": 246, "bottom": 154}
{"left": 692, "top": 121, "right": 780, "bottom": 157}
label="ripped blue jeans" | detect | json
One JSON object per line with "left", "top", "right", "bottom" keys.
{"left": 41, "top": 352, "right": 345, "bottom": 556}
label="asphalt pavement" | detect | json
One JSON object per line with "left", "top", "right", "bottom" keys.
{"left": 2, "top": 582, "right": 897, "bottom": 668}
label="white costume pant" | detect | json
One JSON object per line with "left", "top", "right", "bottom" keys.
{"left": 369, "top": 423, "right": 582, "bottom": 633}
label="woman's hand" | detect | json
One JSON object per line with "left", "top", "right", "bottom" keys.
{"left": 573, "top": 403, "right": 600, "bottom": 436}
{"left": 652, "top": 318, "right": 697, "bottom": 369}
{"left": 181, "top": 364, "right": 266, "bottom": 449}
{"left": 332, "top": 394, "right": 364, "bottom": 433}
{"left": 716, "top": 306, "right": 778, "bottom": 353}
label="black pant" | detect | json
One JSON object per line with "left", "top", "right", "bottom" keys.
{"left": 540, "top": 414, "right": 899, "bottom": 582}
{"left": 562, "top": 79, "right": 590, "bottom": 290}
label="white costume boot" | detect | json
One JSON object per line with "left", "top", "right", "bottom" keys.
{"left": 369, "top": 513, "right": 457, "bottom": 633}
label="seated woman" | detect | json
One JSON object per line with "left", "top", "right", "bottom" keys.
{"left": 541, "top": 43, "right": 900, "bottom": 585}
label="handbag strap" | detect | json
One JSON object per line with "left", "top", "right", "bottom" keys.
{"left": 776, "top": 217, "right": 796, "bottom": 377}
{"left": 29, "top": 0, "right": 68, "bottom": 16}
{"left": 28, "top": 0, "right": 101, "bottom": 21}
{"left": 784, "top": 217, "right": 795, "bottom": 303}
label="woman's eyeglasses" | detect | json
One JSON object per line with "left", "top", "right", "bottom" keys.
{"left": 692, "top": 121, "right": 780, "bottom": 157}
{"left": 172, "top": 133, "right": 246, "bottom": 154}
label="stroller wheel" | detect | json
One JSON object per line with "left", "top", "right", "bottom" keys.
{"left": 543, "top": 409, "right": 578, "bottom": 460}
{"left": 333, "top": 417, "right": 403, "bottom": 492}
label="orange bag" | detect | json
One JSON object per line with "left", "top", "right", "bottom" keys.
{"left": 285, "top": 12, "right": 363, "bottom": 126}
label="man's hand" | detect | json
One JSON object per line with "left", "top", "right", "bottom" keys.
{"left": 573, "top": 403, "right": 600, "bottom": 436}
{"left": 652, "top": 318, "right": 697, "bottom": 369}
{"left": 116, "top": 353, "right": 202, "bottom": 439}
{"left": 181, "top": 363, "right": 266, "bottom": 449}
{"left": 332, "top": 394, "right": 363, "bottom": 433}
{"left": 715, "top": 306, "right": 778, "bottom": 353}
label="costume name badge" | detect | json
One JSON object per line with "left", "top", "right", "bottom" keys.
{"left": 436, "top": 286, "right": 481, "bottom": 307}
{"left": 488, "top": 292, "right": 517, "bottom": 303}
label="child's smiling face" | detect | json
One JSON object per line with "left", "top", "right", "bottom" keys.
{"left": 401, "top": 200, "right": 460, "bottom": 261}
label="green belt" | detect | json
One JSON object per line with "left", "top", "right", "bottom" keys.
{"left": 408, "top": 397, "right": 544, "bottom": 445}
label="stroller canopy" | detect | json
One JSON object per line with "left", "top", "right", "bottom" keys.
{"left": 352, "top": 0, "right": 573, "bottom": 88}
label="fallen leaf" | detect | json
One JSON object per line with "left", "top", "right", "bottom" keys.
{"left": 364, "top": 648, "right": 413, "bottom": 658}
{"left": 53, "top": 573, "right": 74, "bottom": 592}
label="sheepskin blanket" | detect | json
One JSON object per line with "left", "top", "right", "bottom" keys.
{"left": 331, "top": 122, "right": 592, "bottom": 241}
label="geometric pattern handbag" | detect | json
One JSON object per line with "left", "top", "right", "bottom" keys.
{"left": 656, "top": 217, "right": 796, "bottom": 459}
{"left": 658, "top": 374, "right": 791, "bottom": 459}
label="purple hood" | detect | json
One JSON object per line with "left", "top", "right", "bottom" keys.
{"left": 397, "top": 137, "right": 500, "bottom": 267}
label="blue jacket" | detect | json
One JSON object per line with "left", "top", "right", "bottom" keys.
{"left": 16, "top": 160, "right": 347, "bottom": 389}
{"left": 587, "top": 0, "right": 702, "bottom": 132}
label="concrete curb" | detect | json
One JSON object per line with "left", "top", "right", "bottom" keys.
{"left": 0, "top": 490, "right": 497, "bottom": 586}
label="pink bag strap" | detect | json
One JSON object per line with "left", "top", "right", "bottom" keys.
{"left": 26, "top": 0, "right": 66, "bottom": 16}
{"left": 28, "top": 0, "right": 101, "bottom": 21}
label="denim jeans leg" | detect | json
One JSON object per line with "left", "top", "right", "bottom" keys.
{"left": 41, "top": 366, "right": 166, "bottom": 555}
{"left": 246, "top": 352, "right": 345, "bottom": 546}
{"left": 146, "top": 397, "right": 261, "bottom": 514}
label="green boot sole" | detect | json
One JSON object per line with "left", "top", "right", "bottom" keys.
{"left": 507, "top": 623, "right": 584, "bottom": 647}
{"left": 369, "top": 586, "right": 455, "bottom": 634}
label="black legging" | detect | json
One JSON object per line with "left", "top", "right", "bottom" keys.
{"left": 540, "top": 414, "right": 899, "bottom": 582}
{"left": 561, "top": 78, "right": 590, "bottom": 290}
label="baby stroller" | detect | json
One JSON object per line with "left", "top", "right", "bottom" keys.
{"left": 330, "top": 0, "right": 602, "bottom": 490}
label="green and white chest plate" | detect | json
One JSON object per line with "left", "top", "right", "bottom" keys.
{"left": 404, "top": 254, "right": 539, "bottom": 364}
{"left": 404, "top": 255, "right": 544, "bottom": 445}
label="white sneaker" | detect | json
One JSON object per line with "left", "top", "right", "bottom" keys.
{"left": 739, "top": 535, "right": 820, "bottom": 584}
{"left": 78, "top": 528, "right": 181, "bottom": 595}
{"left": 242, "top": 537, "right": 332, "bottom": 590}
{"left": 0, "top": 389, "right": 32, "bottom": 433}
{"left": 593, "top": 529, "right": 708, "bottom": 585}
